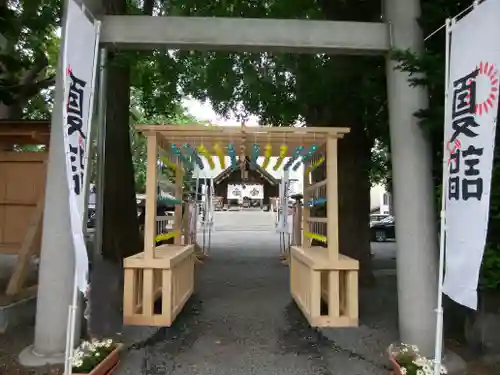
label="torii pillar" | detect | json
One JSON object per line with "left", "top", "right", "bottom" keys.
{"left": 384, "top": 0, "right": 438, "bottom": 357}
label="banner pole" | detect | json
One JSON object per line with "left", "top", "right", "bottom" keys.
{"left": 434, "top": 17, "right": 453, "bottom": 375}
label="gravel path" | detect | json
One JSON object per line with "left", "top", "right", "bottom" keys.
{"left": 116, "top": 212, "right": 390, "bottom": 375}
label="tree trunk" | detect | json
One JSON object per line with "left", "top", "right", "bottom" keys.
{"left": 337, "top": 122, "right": 374, "bottom": 285}
{"left": 89, "top": 0, "right": 141, "bottom": 337}
{"left": 304, "top": 57, "right": 375, "bottom": 286}
{"left": 101, "top": 53, "right": 140, "bottom": 261}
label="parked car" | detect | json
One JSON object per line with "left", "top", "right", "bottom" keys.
{"left": 370, "top": 213, "right": 389, "bottom": 225}
{"left": 370, "top": 215, "right": 395, "bottom": 242}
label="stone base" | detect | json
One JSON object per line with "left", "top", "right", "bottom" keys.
{"left": 0, "top": 294, "right": 36, "bottom": 333}
{"left": 18, "top": 345, "right": 64, "bottom": 367}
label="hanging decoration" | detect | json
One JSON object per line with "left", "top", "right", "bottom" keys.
{"left": 182, "top": 143, "right": 204, "bottom": 170}
{"left": 283, "top": 146, "right": 304, "bottom": 171}
{"left": 171, "top": 144, "right": 193, "bottom": 170}
{"left": 303, "top": 231, "right": 327, "bottom": 244}
{"left": 213, "top": 144, "right": 226, "bottom": 169}
{"left": 273, "top": 144, "right": 288, "bottom": 171}
{"left": 198, "top": 144, "right": 215, "bottom": 170}
{"left": 227, "top": 143, "right": 238, "bottom": 170}
{"left": 261, "top": 144, "right": 272, "bottom": 169}
{"left": 158, "top": 195, "right": 182, "bottom": 205}
{"left": 250, "top": 143, "right": 260, "bottom": 170}
{"left": 305, "top": 155, "right": 325, "bottom": 176}
{"left": 293, "top": 144, "right": 318, "bottom": 171}
{"left": 159, "top": 155, "right": 181, "bottom": 172}
{"left": 304, "top": 197, "right": 327, "bottom": 207}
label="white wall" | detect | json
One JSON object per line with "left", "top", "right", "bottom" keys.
{"left": 370, "top": 183, "right": 391, "bottom": 214}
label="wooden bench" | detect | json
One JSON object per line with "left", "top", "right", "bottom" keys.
{"left": 290, "top": 246, "right": 359, "bottom": 327}
{"left": 123, "top": 244, "right": 195, "bottom": 326}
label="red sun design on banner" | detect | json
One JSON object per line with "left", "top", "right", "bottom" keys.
{"left": 466, "top": 61, "right": 499, "bottom": 116}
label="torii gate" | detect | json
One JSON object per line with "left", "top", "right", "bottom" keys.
{"left": 20, "top": 0, "right": 439, "bottom": 366}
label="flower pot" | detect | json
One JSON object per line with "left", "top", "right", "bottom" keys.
{"left": 74, "top": 344, "right": 123, "bottom": 375}
{"left": 389, "top": 356, "right": 403, "bottom": 375}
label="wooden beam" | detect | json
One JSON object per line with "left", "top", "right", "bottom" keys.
{"left": 5, "top": 196, "right": 44, "bottom": 295}
{"left": 144, "top": 134, "right": 158, "bottom": 258}
{"left": 326, "top": 137, "right": 339, "bottom": 261}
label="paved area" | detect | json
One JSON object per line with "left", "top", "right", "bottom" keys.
{"left": 116, "top": 211, "right": 397, "bottom": 375}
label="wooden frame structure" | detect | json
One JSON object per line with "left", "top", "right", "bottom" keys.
{"left": 123, "top": 124, "right": 358, "bottom": 328}
{"left": 0, "top": 120, "right": 50, "bottom": 299}
{"left": 291, "top": 140, "right": 359, "bottom": 327}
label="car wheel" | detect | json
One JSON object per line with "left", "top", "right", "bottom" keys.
{"left": 375, "top": 230, "right": 387, "bottom": 242}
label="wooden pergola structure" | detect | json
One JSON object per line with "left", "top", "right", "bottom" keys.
{"left": 123, "top": 124, "right": 359, "bottom": 328}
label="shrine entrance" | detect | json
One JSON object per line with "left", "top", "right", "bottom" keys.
{"left": 122, "top": 124, "right": 359, "bottom": 329}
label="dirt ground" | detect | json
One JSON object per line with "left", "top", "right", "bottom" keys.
{"left": 0, "top": 321, "right": 62, "bottom": 375}
{"left": 2, "top": 212, "right": 500, "bottom": 374}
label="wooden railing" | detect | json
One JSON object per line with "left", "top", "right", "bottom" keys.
{"left": 290, "top": 246, "right": 358, "bottom": 327}
{"left": 289, "top": 139, "right": 359, "bottom": 328}
{"left": 123, "top": 244, "right": 195, "bottom": 326}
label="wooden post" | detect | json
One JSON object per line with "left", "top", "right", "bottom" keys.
{"left": 174, "top": 166, "right": 183, "bottom": 245}
{"left": 293, "top": 200, "right": 302, "bottom": 246}
{"left": 303, "top": 164, "right": 310, "bottom": 248}
{"left": 326, "top": 137, "right": 339, "bottom": 260}
{"left": 144, "top": 134, "right": 158, "bottom": 259}
{"left": 182, "top": 202, "right": 190, "bottom": 244}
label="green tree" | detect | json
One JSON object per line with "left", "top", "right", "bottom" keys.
{"left": 391, "top": 0, "right": 500, "bottom": 293}
{"left": 0, "top": 0, "right": 60, "bottom": 120}
{"left": 129, "top": 88, "right": 202, "bottom": 194}
{"left": 146, "top": 0, "right": 391, "bottom": 283}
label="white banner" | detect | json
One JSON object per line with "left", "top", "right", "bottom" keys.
{"left": 62, "top": 0, "right": 100, "bottom": 292}
{"left": 443, "top": 0, "right": 500, "bottom": 309}
{"left": 227, "top": 184, "right": 264, "bottom": 200}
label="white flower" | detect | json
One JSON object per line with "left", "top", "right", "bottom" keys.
{"left": 413, "top": 357, "right": 427, "bottom": 367}
{"left": 422, "top": 364, "right": 432, "bottom": 374}
{"left": 411, "top": 345, "right": 419, "bottom": 352}
{"left": 72, "top": 359, "right": 83, "bottom": 368}
{"left": 440, "top": 365, "right": 448, "bottom": 374}
{"left": 417, "top": 370, "right": 424, "bottom": 375}
{"left": 400, "top": 367, "right": 407, "bottom": 375}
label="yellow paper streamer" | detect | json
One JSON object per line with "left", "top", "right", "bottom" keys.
{"left": 213, "top": 144, "right": 226, "bottom": 169}
{"left": 261, "top": 144, "right": 272, "bottom": 169}
{"left": 155, "top": 231, "right": 180, "bottom": 243}
{"left": 273, "top": 145, "right": 288, "bottom": 171}
{"left": 303, "top": 231, "right": 328, "bottom": 243}
{"left": 160, "top": 155, "right": 182, "bottom": 173}
{"left": 198, "top": 144, "right": 216, "bottom": 170}
{"left": 305, "top": 155, "right": 325, "bottom": 176}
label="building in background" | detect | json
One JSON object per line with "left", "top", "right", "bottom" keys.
{"left": 193, "top": 156, "right": 304, "bottom": 207}
{"left": 370, "top": 183, "right": 392, "bottom": 215}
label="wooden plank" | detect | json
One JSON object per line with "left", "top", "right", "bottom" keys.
{"left": 0, "top": 152, "right": 47, "bottom": 162}
{"left": 305, "top": 179, "right": 327, "bottom": 192}
{"left": 302, "top": 161, "right": 310, "bottom": 248}
{"left": 328, "top": 270, "right": 340, "bottom": 320}
{"left": 123, "top": 269, "right": 136, "bottom": 317}
{"left": 326, "top": 137, "right": 339, "bottom": 260}
{"left": 345, "top": 270, "right": 359, "bottom": 321}
{"left": 174, "top": 167, "right": 183, "bottom": 245}
{"left": 144, "top": 134, "right": 158, "bottom": 259}
{"left": 5, "top": 197, "right": 44, "bottom": 295}
{"left": 310, "top": 269, "right": 321, "bottom": 319}
{"left": 137, "top": 124, "right": 350, "bottom": 136}
{"left": 306, "top": 217, "right": 327, "bottom": 223}
{"left": 142, "top": 269, "right": 154, "bottom": 318}
{"left": 0, "top": 245, "right": 23, "bottom": 254}
{"left": 161, "top": 269, "right": 173, "bottom": 325}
